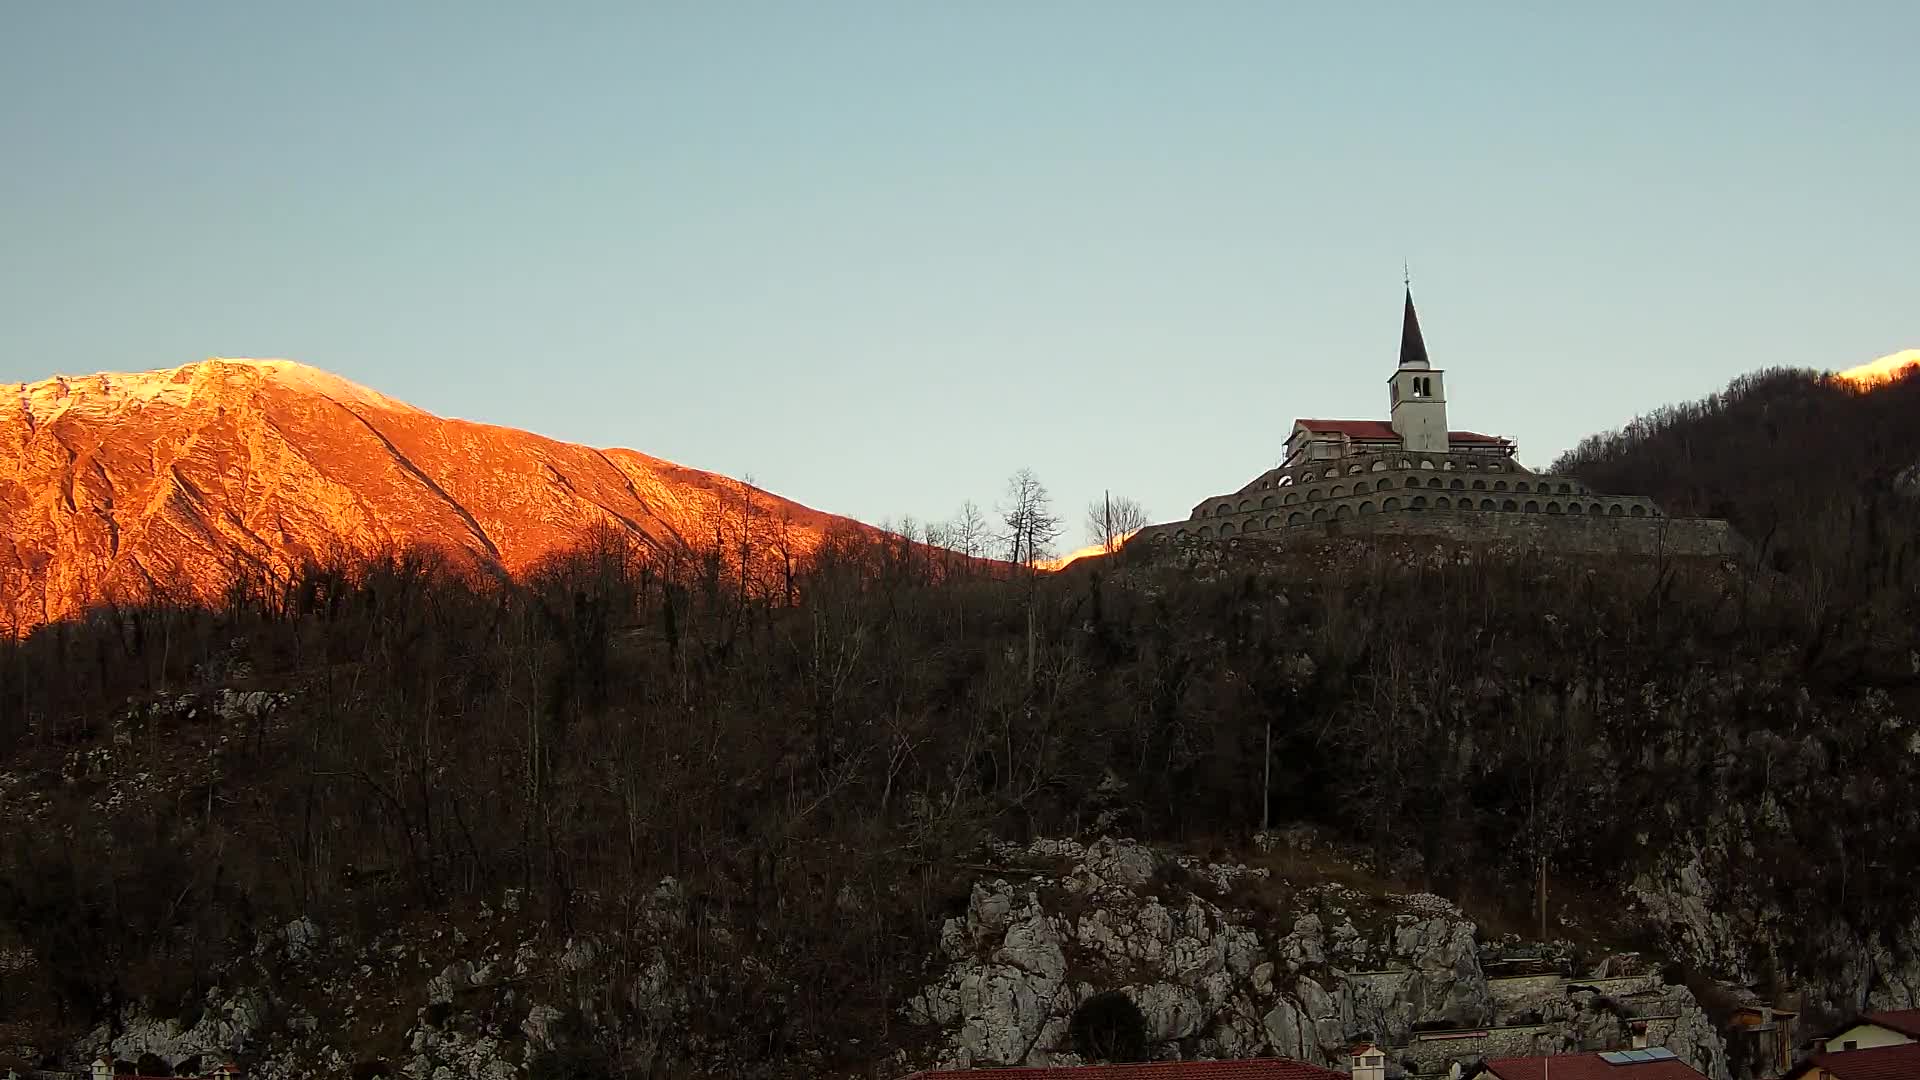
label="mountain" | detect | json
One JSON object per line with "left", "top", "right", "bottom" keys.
{"left": 2, "top": 358, "right": 868, "bottom": 629}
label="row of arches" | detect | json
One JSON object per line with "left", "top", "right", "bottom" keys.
{"left": 1251, "top": 456, "right": 1515, "bottom": 490}
{"left": 1176, "top": 498, "right": 1658, "bottom": 538}
{"left": 1217, "top": 476, "right": 1587, "bottom": 515}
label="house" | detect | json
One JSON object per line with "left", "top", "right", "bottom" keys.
{"left": 1810, "top": 1009, "right": 1920, "bottom": 1054}
{"left": 1783, "top": 1041, "right": 1920, "bottom": 1080}
{"left": 902, "top": 1051, "right": 1353, "bottom": 1080}
{"left": 1465, "top": 1048, "right": 1708, "bottom": 1080}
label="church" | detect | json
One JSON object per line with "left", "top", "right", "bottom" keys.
{"left": 1129, "top": 289, "right": 1737, "bottom": 556}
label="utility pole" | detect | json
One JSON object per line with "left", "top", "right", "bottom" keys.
{"left": 1261, "top": 720, "right": 1272, "bottom": 833}
{"left": 1539, "top": 856, "right": 1549, "bottom": 941}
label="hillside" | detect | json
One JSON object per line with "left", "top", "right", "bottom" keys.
{"left": 2, "top": 358, "right": 873, "bottom": 631}
{"left": 0, "top": 366, "right": 1916, "bottom": 1079}
{"left": 1553, "top": 365, "right": 1920, "bottom": 611}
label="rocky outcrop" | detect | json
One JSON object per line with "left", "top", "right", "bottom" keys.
{"left": 905, "top": 837, "right": 1729, "bottom": 1078}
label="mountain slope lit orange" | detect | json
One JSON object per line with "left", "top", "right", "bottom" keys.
{"left": 1, "top": 358, "right": 876, "bottom": 630}
{"left": 1836, "top": 349, "right": 1920, "bottom": 387}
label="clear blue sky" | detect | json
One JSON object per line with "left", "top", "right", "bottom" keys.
{"left": 3, "top": 2, "right": 1913, "bottom": 543}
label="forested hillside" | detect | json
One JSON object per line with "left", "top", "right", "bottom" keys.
{"left": 0, "top": 368, "right": 1916, "bottom": 1077}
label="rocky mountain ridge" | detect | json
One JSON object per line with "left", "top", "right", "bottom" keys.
{"left": 2, "top": 358, "right": 869, "bottom": 630}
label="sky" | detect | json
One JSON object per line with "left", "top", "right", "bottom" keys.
{"left": 3, "top": 2, "right": 1914, "bottom": 545}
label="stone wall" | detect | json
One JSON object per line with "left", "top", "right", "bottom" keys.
{"left": 1130, "top": 447, "right": 1732, "bottom": 559}
{"left": 1295, "top": 509, "right": 1742, "bottom": 558}
{"left": 1134, "top": 505, "right": 1740, "bottom": 560}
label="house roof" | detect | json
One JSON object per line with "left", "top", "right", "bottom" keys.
{"left": 1863, "top": 1008, "right": 1920, "bottom": 1038}
{"left": 1291, "top": 419, "right": 1511, "bottom": 445}
{"left": 1791, "top": 1042, "right": 1920, "bottom": 1080}
{"left": 1482, "top": 1051, "right": 1707, "bottom": 1080}
{"left": 902, "top": 1059, "right": 1346, "bottom": 1080}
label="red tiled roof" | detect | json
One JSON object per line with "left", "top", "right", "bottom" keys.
{"left": 1484, "top": 1052, "right": 1707, "bottom": 1080}
{"left": 904, "top": 1059, "right": 1345, "bottom": 1080}
{"left": 1803, "top": 1042, "right": 1920, "bottom": 1079}
{"left": 1292, "top": 419, "right": 1510, "bottom": 444}
{"left": 1295, "top": 419, "right": 1399, "bottom": 439}
{"left": 1864, "top": 1008, "right": 1920, "bottom": 1038}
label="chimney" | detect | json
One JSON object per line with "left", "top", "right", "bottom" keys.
{"left": 92, "top": 1058, "right": 114, "bottom": 1080}
{"left": 1352, "top": 1043, "right": 1388, "bottom": 1080}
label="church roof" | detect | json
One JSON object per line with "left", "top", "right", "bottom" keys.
{"left": 1401, "top": 287, "right": 1430, "bottom": 369}
{"left": 1293, "top": 419, "right": 1510, "bottom": 445}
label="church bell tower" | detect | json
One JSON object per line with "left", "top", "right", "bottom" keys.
{"left": 1388, "top": 286, "right": 1450, "bottom": 454}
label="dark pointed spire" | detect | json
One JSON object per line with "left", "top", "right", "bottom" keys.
{"left": 1399, "top": 286, "right": 1430, "bottom": 369}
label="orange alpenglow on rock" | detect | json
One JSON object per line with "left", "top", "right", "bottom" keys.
{"left": 1835, "top": 349, "right": 1920, "bottom": 387}
{"left": 0, "top": 357, "right": 885, "bottom": 632}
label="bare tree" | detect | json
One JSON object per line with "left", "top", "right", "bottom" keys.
{"left": 1084, "top": 493, "right": 1150, "bottom": 554}
{"left": 999, "top": 469, "right": 1062, "bottom": 573}
{"left": 946, "top": 500, "right": 990, "bottom": 572}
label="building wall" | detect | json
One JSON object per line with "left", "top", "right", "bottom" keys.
{"left": 1139, "top": 447, "right": 1736, "bottom": 559}
{"left": 1821, "top": 1022, "right": 1913, "bottom": 1053}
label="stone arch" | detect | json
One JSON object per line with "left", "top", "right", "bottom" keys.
{"left": 1524, "top": 500, "right": 1540, "bottom": 513}
{"left": 1630, "top": 505, "right": 1647, "bottom": 517}
{"left": 1239, "top": 499, "right": 1254, "bottom": 512}
{"left": 1278, "top": 475, "right": 1293, "bottom": 486}
{"left": 1217, "top": 503, "right": 1232, "bottom": 515}
{"left": 1242, "top": 518, "right": 1260, "bottom": 532}
{"left": 1370, "top": 460, "right": 1387, "bottom": 472}
{"left": 1450, "top": 478, "right": 1465, "bottom": 490}
{"left": 1261, "top": 495, "right": 1277, "bottom": 509}
{"left": 1287, "top": 512, "right": 1305, "bottom": 526}
{"left": 1427, "top": 477, "right": 1444, "bottom": 489}
{"left": 1418, "top": 459, "right": 1433, "bottom": 470}
{"left": 1335, "top": 504, "right": 1353, "bottom": 520}
{"left": 1486, "top": 463, "right": 1503, "bottom": 472}
{"left": 1608, "top": 504, "right": 1625, "bottom": 516}
{"left": 1330, "top": 485, "right": 1346, "bottom": 498}
{"left": 1267, "top": 515, "right": 1282, "bottom": 529}
{"left": 1198, "top": 525, "right": 1215, "bottom": 538}
{"left": 1220, "top": 522, "right": 1236, "bottom": 535}
{"left": 1308, "top": 488, "right": 1324, "bottom": 501}
{"left": 1283, "top": 492, "right": 1299, "bottom": 505}
{"left": 1175, "top": 529, "right": 1190, "bottom": 540}
{"left": 1348, "top": 464, "right": 1364, "bottom": 475}
{"left": 1436, "top": 496, "right": 1451, "bottom": 509}
{"left": 1502, "top": 499, "right": 1518, "bottom": 511}
{"left": 1515, "top": 481, "right": 1530, "bottom": 493}
{"left": 1359, "top": 501, "right": 1376, "bottom": 515}
{"left": 1558, "top": 483, "right": 1572, "bottom": 494}
{"left": 1481, "top": 499, "right": 1495, "bottom": 510}
{"left": 1353, "top": 480, "right": 1370, "bottom": 494}
{"left": 1311, "top": 508, "right": 1328, "bottom": 522}
{"left": 1472, "top": 479, "right": 1487, "bottom": 490}
{"left": 1443, "top": 460, "right": 1456, "bottom": 470}
{"left": 1411, "top": 495, "right": 1428, "bottom": 509}
{"left": 1383, "top": 497, "right": 1402, "bottom": 511}
{"left": 1495, "top": 481, "right": 1508, "bottom": 491}
{"left": 1398, "top": 458, "right": 1413, "bottom": 469}
{"left": 1376, "top": 477, "right": 1393, "bottom": 489}
{"left": 1589, "top": 503, "right": 1604, "bottom": 515}
{"left": 1547, "top": 501, "right": 1562, "bottom": 514}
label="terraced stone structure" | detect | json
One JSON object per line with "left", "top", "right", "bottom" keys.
{"left": 1131, "top": 289, "right": 1737, "bottom": 557}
